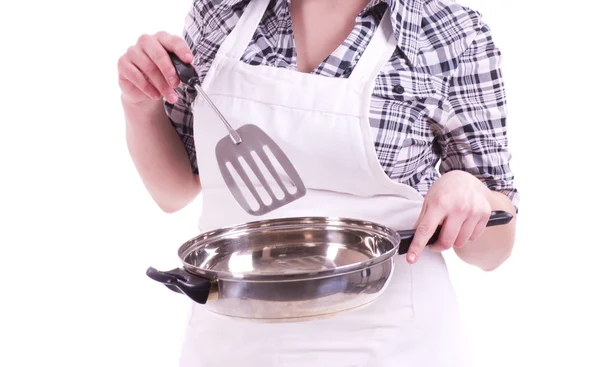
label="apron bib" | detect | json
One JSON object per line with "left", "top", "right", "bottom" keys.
{"left": 179, "top": 1, "right": 467, "bottom": 365}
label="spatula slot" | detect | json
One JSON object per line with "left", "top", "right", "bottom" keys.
{"left": 238, "top": 156, "right": 274, "bottom": 206}
{"left": 225, "top": 161, "right": 261, "bottom": 212}
{"left": 263, "top": 146, "right": 298, "bottom": 195}
{"left": 250, "top": 150, "right": 286, "bottom": 200}
{"left": 168, "top": 52, "right": 306, "bottom": 216}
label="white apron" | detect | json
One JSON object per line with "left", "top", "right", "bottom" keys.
{"left": 179, "top": 0, "right": 466, "bottom": 365}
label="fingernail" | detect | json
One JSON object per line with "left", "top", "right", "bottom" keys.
{"left": 168, "top": 76, "right": 178, "bottom": 86}
{"left": 407, "top": 253, "right": 416, "bottom": 263}
{"left": 169, "top": 93, "right": 178, "bottom": 103}
{"left": 185, "top": 53, "right": 193, "bottom": 61}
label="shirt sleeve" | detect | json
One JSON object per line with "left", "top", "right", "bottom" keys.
{"left": 163, "top": 4, "right": 205, "bottom": 175}
{"left": 438, "top": 22, "right": 520, "bottom": 211}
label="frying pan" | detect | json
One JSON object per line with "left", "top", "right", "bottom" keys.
{"left": 147, "top": 210, "right": 512, "bottom": 322}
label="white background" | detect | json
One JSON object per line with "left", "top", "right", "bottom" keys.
{"left": 1, "top": 0, "right": 599, "bottom": 366}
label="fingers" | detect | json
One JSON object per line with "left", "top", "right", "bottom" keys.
{"left": 118, "top": 60, "right": 160, "bottom": 100}
{"left": 407, "top": 198, "right": 492, "bottom": 263}
{"left": 429, "top": 215, "right": 464, "bottom": 252}
{"left": 416, "top": 201, "right": 491, "bottom": 257}
{"left": 134, "top": 37, "right": 178, "bottom": 103}
{"left": 139, "top": 34, "right": 179, "bottom": 90}
{"left": 449, "top": 217, "right": 477, "bottom": 249}
{"left": 117, "top": 32, "right": 192, "bottom": 104}
{"left": 407, "top": 208, "right": 445, "bottom": 264}
{"left": 405, "top": 172, "right": 494, "bottom": 263}
{"left": 156, "top": 31, "right": 194, "bottom": 64}
{"left": 470, "top": 210, "right": 491, "bottom": 241}
{"left": 456, "top": 206, "right": 491, "bottom": 247}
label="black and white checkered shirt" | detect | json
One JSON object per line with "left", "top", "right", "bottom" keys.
{"left": 165, "top": 0, "right": 520, "bottom": 209}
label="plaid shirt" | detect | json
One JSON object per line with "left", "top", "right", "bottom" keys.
{"left": 165, "top": 0, "right": 520, "bottom": 209}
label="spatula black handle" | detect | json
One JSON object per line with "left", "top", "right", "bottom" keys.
{"left": 168, "top": 51, "right": 199, "bottom": 86}
{"left": 167, "top": 51, "right": 241, "bottom": 142}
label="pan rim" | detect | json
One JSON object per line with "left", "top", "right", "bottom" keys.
{"left": 177, "top": 216, "right": 401, "bottom": 282}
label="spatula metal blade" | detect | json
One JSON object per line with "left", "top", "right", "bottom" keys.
{"left": 215, "top": 124, "right": 306, "bottom": 216}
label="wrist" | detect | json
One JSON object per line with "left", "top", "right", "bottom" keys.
{"left": 444, "top": 170, "right": 512, "bottom": 212}
{"left": 485, "top": 189, "right": 516, "bottom": 213}
{"left": 471, "top": 176, "right": 514, "bottom": 213}
{"left": 122, "top": 93, "right": 165, "bottom": 110}
{"left": 121, "top": 96, "right": 167, "bottom": 126}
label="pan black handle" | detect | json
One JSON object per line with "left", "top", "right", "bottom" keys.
{"left": 396, "top": 210, "right": 513, "bottom": 255}
{"left": 146, "top": 267, "right": 212, "bottom": 304}
{"left": 168, "top": 51, "right": 199, "bottom": 86}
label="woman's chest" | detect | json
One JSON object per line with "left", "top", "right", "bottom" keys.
{"left": 195, "top": 6, "right": 445, "bottom": 182}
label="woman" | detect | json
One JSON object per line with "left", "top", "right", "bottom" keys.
{"left": 118, "top": 0, "right": 519, "bottom": 365}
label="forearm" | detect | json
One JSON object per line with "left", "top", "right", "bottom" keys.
{"left": 453, "top": 190, "right": 517, "bottom": 271}
{"left": 123, "top": 97, "right": 200, "bottom": 212}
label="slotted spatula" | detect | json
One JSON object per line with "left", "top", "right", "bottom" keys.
{"left": 168, "top": 52, "right": 306, "bottom": 216}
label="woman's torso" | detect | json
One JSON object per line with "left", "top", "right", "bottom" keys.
{"left": 174, "top": 1, "right": 469, "bottom": 366}
{"left": 179, "top": 0, "right": 452, "bottom": 192}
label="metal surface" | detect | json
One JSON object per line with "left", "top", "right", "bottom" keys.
{"left": 193, "top": 84, "right": 242, "bottom": 144}
{"left": 168, "top": 51, "right": 306, "bottom": 216}
{"left": 179, "top": 216, "right": 399, "bottom": 281}
{"left": 207, "top": 260, "right": 394, "bottom": 322}
{"left": 147, "top": 212, "right": 513, "bottom": 322}
{"left": 192, "top": 83, "right": 307, "bottom": 217}
{"left": 175, "top": 217, "right": 399, "bottom": 321}
{"left": 214, "top": 124, "right": 306, "bottom": 216}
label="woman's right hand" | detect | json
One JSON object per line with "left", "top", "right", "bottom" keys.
{"left": 118, "top": 31, "right": 194, "bottom": 106}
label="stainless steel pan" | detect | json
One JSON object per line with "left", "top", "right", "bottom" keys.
{"left": 146, "top": 211, "right": 512, "bottom": 322}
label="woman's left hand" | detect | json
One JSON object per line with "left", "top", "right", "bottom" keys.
{"left": 407, "top": 170, "right": 492, "bottom": 264}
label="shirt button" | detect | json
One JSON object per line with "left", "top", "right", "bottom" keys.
{"left": 393, "top": 84, "right": 405, "bottom": 94}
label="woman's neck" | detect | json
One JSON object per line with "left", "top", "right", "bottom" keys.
{"left": 290, "top": 0, "right": 372, "bottom": 73}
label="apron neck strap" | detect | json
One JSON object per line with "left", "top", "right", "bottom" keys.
{"left": 217, "top": 0, "right": 271, "bottom": 61}
{"left": 348, "top": 6, "right": 397, "bottom": 83}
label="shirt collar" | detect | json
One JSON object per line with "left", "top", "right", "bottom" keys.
{"left": 363, "top": 0, "right": 423, "bottom": 67}
{"left": 233, "top": 0, "right": 423, "bottom": 67}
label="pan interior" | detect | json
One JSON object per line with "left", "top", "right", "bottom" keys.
{"left": 180, "top": 224, "right": 397, "bottom": 280}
